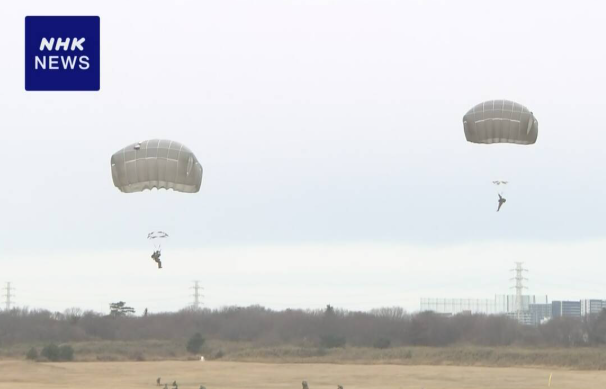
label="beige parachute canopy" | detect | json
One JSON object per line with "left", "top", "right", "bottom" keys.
{"left": 463, "top": 100, "right": 538, "bottom": 145}
{"left": 111, "top": 139, "right": 203, "bottom": 193}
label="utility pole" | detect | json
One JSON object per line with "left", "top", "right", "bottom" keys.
{"left": 191, "top": 281, "right": 204, "bottom": 310}
{"left": 3, "top": 282, "right": 15, "bottom": 311}
{"left": 510, "top": 262, "right": 528, "bottom": 323}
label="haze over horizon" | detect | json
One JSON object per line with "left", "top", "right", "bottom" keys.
{"left": 2, "top": 0, "right": 606, "bottom": 313}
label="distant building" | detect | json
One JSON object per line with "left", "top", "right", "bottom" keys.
{"left": 420, "top": 295, "right": 548, "bottom": 318}
{"left": 505, "top": 311, "right": 532, "bottom": 325}
{"left": 495, "top": 294, "right": 548, "bottom": 313}
{"left": 581, "top": 299, "right": 606, "bottom": 316}
{"left": 419, "top": 296, "right": 606, "bottom": 324}
{"left": 419, "top": 298, "right": 498, "bottom": 315}
{"left": 552, "top": 300, "right": 581, "bottom": 318}
{"left": 529, "top": 303, "right": 552, "bottom": 326}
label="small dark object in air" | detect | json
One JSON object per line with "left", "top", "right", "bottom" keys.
{"left": 497, "top": 194, "right": 506, "bottom": 212}
{"left": 151, "top": 250, "right": 162, "bottom": 268}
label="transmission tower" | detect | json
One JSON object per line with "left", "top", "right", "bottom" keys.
{"left": 191, "top": 281, "right": 204, "bottom": 310}
{"left": 2, "top": 282, "right": 15, "bottom": 311}
{"left": 510, "top": 262, "right": 528, "bottom": 322}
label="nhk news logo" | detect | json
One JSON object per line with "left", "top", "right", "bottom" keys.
{"left": 25, "top": 16, "right": 100, "bottom": 91}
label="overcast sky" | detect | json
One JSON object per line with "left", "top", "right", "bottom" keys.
{"left": 1, "top": 0, "right": 606, "bottom": 313}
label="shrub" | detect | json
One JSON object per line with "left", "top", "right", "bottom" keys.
{"left": 319, "top": 334, "right": 346, "bottom": 348}
{"left": 59, "top": 345, "right": 74, "bottom": 361}
{"left": 214, "top": 350, "right": 225, "bottom": 359}
{"left": 186, "top": 333, "right": 205, "bottom": 354}
{"left": 40, "top": 344, "right": 74, "bottom": 361}
{"left": 26, "top": 347, "right": 38, "bottom": 360}
{"left": 373, "top": 337, "right": 391, "bottom": 349}
{"left": 41, "top": 344, "right": 61, "bottom": 361}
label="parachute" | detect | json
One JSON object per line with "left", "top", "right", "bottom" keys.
{"left": 148, "top": 231, "right": 169, "bottom": 250}
{"left": 111, "top": 139, "right": 203, "bottom": 193}
{"left": 462, "top": 101, "right": 537, "bottom": 210}
{"left": 147, "top": 230, "right": 169, "bottom": 240}
{"left": 463, "top": 100, "right": 538, "bottom": 145}
{"left": 492, "top": 180, "right": 508, "bottom": 196}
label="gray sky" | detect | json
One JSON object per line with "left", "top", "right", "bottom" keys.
{"left": 2, "top": 0, "right": 606, "bottom": 313}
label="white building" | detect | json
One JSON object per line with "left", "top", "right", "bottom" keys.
{"left": 581, "top": 299, "right": 606, "bottom": 316}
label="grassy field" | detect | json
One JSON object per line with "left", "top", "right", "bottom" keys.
{"left": 6, "top": 341, "right": 606, "bottom": 369}
{"left": 2, "top": 360, "right": 606, "bottom": 389}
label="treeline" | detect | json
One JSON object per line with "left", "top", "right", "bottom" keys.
{"left": 1, "top": 305, "right": 606, "bottom": 348}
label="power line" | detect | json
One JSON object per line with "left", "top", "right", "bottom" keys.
{"left": 191, "top": 280, "right": 204, "bottom": 310}
{"left": 3, "top": 282, "right": 15, "bottom": 311}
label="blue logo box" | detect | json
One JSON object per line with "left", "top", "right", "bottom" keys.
{"left": 25, "top": 16, "right": 100, "bottom": 91}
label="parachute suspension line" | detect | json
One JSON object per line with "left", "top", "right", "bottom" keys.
{"left": 492, "top": 180, "right": 508, "bottom": 196}
{"left": 148, "top": 231, "right": 168, "bottom": 253}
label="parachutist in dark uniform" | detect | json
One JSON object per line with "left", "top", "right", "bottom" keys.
{"left": 151, "top": 250, "right": 162, "bottom": 268}
{"left": 497, "top": 194, "right": 506, "bottom": 212}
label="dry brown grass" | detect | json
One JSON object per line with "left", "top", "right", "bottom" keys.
{"left": 224, "top": 345, "right": 606, "bottom": 369}
{"left": 1, "top": 360, "right": 606, "bottom": 389}
{"left": 7, "top": 341, "right": 606, "bottom": 370}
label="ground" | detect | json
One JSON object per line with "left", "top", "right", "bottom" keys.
{"left": 1, "top": 361, "right": 606, "bottom": 389}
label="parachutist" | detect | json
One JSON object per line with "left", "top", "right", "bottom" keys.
{"left": 148, "top": 231, "right": 168, "bottom": 269}
{"left": 151, "top": 250, "right": 162, "bottom": 269}
{"left": 497, "top": 194, "right": 506, "bottom": 212}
